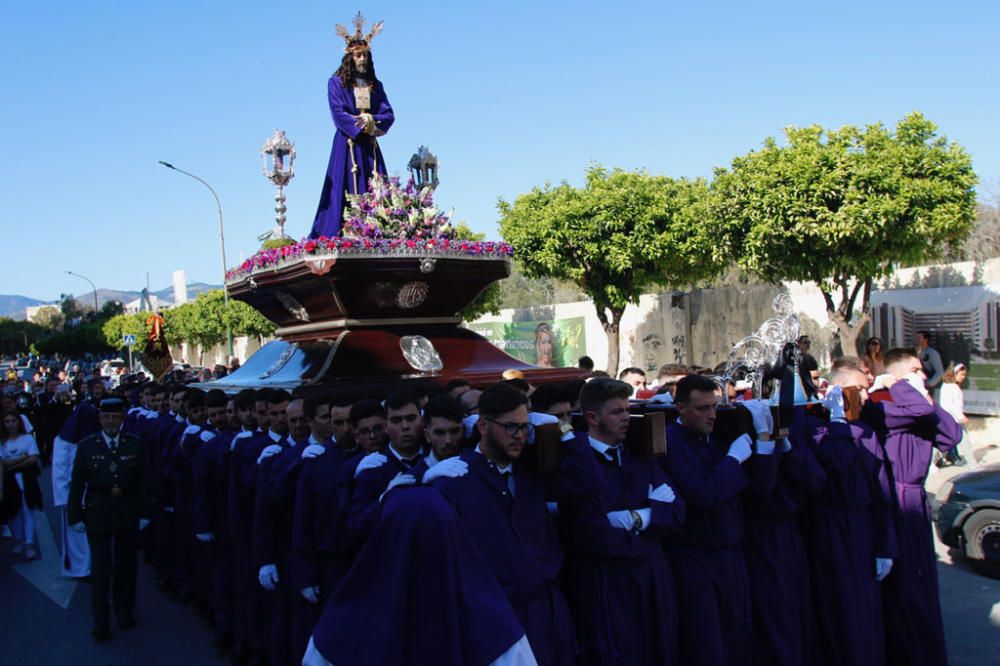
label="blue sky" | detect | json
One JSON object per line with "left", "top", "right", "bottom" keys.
{"left": 4, "top": 1, "right": 999, "bottom": 301}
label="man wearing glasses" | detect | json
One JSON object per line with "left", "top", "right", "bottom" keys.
{"left": 428, "top": 382, "right": 576, "bottom": 666}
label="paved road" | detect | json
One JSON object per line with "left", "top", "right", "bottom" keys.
{"left": 1, "top": 467, "right": 998, "bottom": 664}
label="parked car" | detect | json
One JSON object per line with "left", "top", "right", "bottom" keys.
{"left": 933, "top": 463, "right": 1000, "bottom": 578}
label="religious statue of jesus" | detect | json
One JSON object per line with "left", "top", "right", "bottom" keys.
{"left": 309, "top": 12, "right": 394, "bottom": 238}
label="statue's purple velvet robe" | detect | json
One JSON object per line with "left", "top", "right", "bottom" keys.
{"left": 430, "top": 449, "right": 576, "bottom": 666}
{"left": 309, "top": 75, "right": 394, "bottom": 238}
{"left": 311, "top": 486, "right": 526, "bottom": 666}
{"left": 863, "top": 381, "right": 961, "bottom": 666}
{"left": 663, "top": 420, "right": 764, "bottom": 666}
{"left": 741, "top": 428, "right": 826, "bottom": 666}
{"left": 798, "top": 413, "right": 896, "bottom": 666}
{"left": 560, "top": 434, "right": 685, "bottom": 666}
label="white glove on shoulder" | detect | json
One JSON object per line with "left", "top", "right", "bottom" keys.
{"left": 727, "top": 433, "right": 753, "bottom": 464}
{"left": 139, "top": 519, "right": 151, "bottom": 531}
{"left": 742, "top": 399, "right": 773, "bottom": 436}
{"left": 902, "top": 372, "right": 929, "bottom": 397}
{"left": 70, "top": 522, "right": 86, "bottom": 533}
{"left": 257, "top": 444, "right": 283, "bottom": 465}
{"left": 353, "top": 452, "right": 388, "bottom": 478}
{"left": 822, "top": 385, "right": 847, "bottom": 422}
{"left": 379, "top": 473, "right": 417, "bottom": 503}
{"left": 647, "top": 483, "right": 676, "bottom": 503}
{"left": 195, "top": 532, "right": 214, "bottom": 542}
{"left": 606, "top": 510, "right": 633, "bottom": 530}
{"left": 871, "top": 374, "right": 894, "bottom": 391}
{"left": 301, "top": 586, "right": 320, "bottom": 604}
{"left": 875, "top": 557, "right": 893, "bottom": 582}
{"left": 422, "top": 457, "right": 469, "bottom": 483}
{"left": 258, "top": 564, "right": 279, "bottom": 591}
{"left": 301, "top": 444, "right": 326, "bottom": 459}
{"left": 199, "top": 430, "right": 216, "bottom": 443}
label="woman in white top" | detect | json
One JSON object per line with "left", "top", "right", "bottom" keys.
{"left": 939, "top": 363, "right": 972, "bottom": 466}
{"left": 1, "top": 411, "right": 42, "bottom": 558}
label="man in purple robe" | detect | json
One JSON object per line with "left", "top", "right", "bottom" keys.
{"left": 664, "top": 374, "right": 777, "bottom": 666}
{"left": 155, "top": 385, "right": 189, "bottom": 594}
{"left": 560, "top": 379, "right": 685, "bottom": 665}
{"left": 863, "top": 348, "right": 961, "bottom": 666}
{"left": 309, "top": 13, "right": 393, "bottom": 238}
{"left": 172, "top": 389, "right": 209, "bottom": 605}
{"left": 799, "top": 361, "right": 896, "bottom": 666}
{"left": 348, "top": 389, "right": 427, "bottom": 546}
{"left": 304, "top": 486, "right": 533, "bottom": 666}
{"left": 429, "top": 382, "right": 576, "bottom": 666}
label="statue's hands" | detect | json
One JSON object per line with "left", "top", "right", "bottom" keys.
{"left": 354, "top": 113, "right": 377, "bottom": 134}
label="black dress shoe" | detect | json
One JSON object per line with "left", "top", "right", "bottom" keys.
{"left": 118, "top": 616, "right": 136, "bottom": 630}
{"left": 92, "top": 627, "right": 111, "bottom": 642}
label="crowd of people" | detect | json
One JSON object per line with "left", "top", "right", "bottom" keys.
{"left": 1, "top": 336, "right": 967, "bottom": 666}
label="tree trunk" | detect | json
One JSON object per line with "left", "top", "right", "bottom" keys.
{"left": 828, "top": 309, "right": 870, "bottom": 359}
{"left": 596, "top": 305, "right": 626, "bottom": 377}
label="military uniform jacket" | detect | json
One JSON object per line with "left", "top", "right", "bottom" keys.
{"left": 68, "top": 430, "right": 151, "bottom": 534}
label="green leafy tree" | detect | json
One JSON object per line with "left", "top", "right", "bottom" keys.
{"left": 103, "top": 313, "right": 151, "bottom": 353}
{"left": 450, "top": 223, "right": 504, "bottom": 321}
{"left": 31, "top": 305, "right": 65, "bottom": 331}
{"left": 164, "top": 290, "right": 275, "bottom": 363}
{"left": 0, "top": 319, "right": 47, "bottom": 355}
{"left": 499, "top": 165, "right": 723, "bottom": 375}
{"left": 710, "top": 112, "right": 977, "bottom": 355}
{"left": 35, "top": 322, "right": 112, "bottom": 356}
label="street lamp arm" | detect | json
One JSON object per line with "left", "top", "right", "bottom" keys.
{"left": 66, "top": 270, "right": 100, "bottom": 313}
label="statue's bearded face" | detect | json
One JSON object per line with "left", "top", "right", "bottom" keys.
{"left": 352, "top": 50, "right": 369, "bottom": 73}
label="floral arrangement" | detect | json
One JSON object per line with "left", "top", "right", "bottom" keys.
{"left": 227, "top": 236, "right": 513, "bottom": 281}
{"left": 226, "top": 173, "right": 513, "bottom": 281}
{"left": 343, "top": 173, "right": 453, "bottom": 240}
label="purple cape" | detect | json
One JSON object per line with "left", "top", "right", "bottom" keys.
{"left": 312, "top": 486, "right": 524, "bottom": 666}
{"left": 309, "top": 75, "right": 394, "bottom": 238}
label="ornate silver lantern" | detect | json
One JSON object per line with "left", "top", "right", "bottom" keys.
{"left": 407, "top": 145, "right": 439, "bottom": 191}
{"left": 261, "top": 129, "right": 296, "bottom": 238}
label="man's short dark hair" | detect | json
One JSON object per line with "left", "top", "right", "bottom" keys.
{"left": 917, "top": 330, "right": 933, "bottom": 343}
{"left": 183, "top": 388, "right": 206, "bottom": 409}
{"left": 151, "top": 384, "right": 169, "bottom": 397}
{"left": 350, "top": 399, "right": 385, "bottom": 425}
{"left": 831, "top": 357, "right": 862, "bottom": 373}
{"left": 674, "top": 374, "right": 718, "bottom": 404}
{"left": 384, "top": 388, "right": 422, "bottom": 413}
{"left": 578, "top": 356, "right": 595, "bottom": 372}
{"left": 169, "top": 383, "right": 188, "bottom": 398}
{"left": 618, "top": 367, "right": 646, "bottom": 379}
{"left": 205, "top": 389, "right": 228, "bottom": 409}
{"left": 303, "top": 394, "right": 333, "bottom": 420}
{"left": 234, "top": 389, "right": 257, "bottom": 411}
{"left": 579, "top": 379, "right": 632, "bottom": 415}
{"left": 267, "top": 389, "right": 292, "bottom": 405}
{"left": 502, "top": 378, "right": 531, "bottom": 395}
{"left": 590, "top": 370, "right": 610, "bottom": 379}
{"left": 445, "top": 379, "right": 470, "bottom": 392}
{"left": 884, "top": 347, "right": 919, "bottom": 369}
{"left": 530, "top": 383, "right": 569, "bottom": 413}
{"left": 479, "top": 383, "right": 529, "bottom": 419}
{"left": 422, "top": 393, "right": 464, "bottom": 424}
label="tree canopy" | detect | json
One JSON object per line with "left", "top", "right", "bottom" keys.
{"left": 499, "top": 165, "right": 723, "bottom": 374}
{"left": 709, "top": 112, "right": 977, "bottom": 353}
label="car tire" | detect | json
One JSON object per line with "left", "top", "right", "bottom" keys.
{"left": 963, "top": 508, "right": 1000, "bottom": 579}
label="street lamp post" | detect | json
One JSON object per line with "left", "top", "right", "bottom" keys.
{"left": 66, "top": 270, "right": 100, "bottom": 313}
{"left": 158, "top": 161, "right": 234, "bottom": 358}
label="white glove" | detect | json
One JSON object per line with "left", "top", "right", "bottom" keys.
{"left": 258, "top": 564, "right": 279, "bottom": 591}
{"left": 902, "top": 372, "right": 929, "bottom": 397}
{"left": 871, "top": 374, "right": 894, "bottom": 391}
{"left": 462, "top": 414, "right": 480, "bottom": 438}
{"left": 649, "top": 392, "right": 674, "bottom": 405}
{"left": 634, "top": 507, "right": 651, "bottom": 532}
{"left": 195, "top": 532, "right": 214, "bottom": 542}
{"left": 422, "top": 457, "right": 469, "bottom": 483}
{"left": 780, "top": 437, "right": 792, "bottom": 453}
{"left": 546, "top": 501, "right": 559, "bottom": 516}
{"left": 727, "top": 433, "right": 753, "bottom": 464}
{"left": 606, "top": 510, "right": 633, "bottom": 530}
{"left": 353, "top": 452, "right": 388, "bottom": 478}
{"left": 301, "top": 444, "right": 326, "bottom": 459}
{"left": 139, "top": 519, "right": 151, "bottom": 531}
{"left": 70, "top": 522, "right": 86, "bottom": 533}
{"left": 822, "top": 385, "right": 847, "bottom": 422}
{"left": 379, "top": 473, "right": 417, "bottom": 503}
{"left": 301, "top": 586, "right": 320, "bottom": 604}
{"left": 257, "top": 444, "right": 283, "bottom": 465}
{"left": 164, "top": 505, "right": 175, "bottom": 513}
{"left": 875, "top": 557, "right": 893, "bottom": 582}
{"left": 647, "top": 483, "right": 676, "bottom": 503}
{"left": 742, "top": 399, "right": 773, "bottom": 436}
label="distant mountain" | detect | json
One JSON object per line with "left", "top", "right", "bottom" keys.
{"left": 3, "top": 282, "right": 223, "bottom": 321}
{"left": 0, "top": 295, "right": 49, "bottom": 320}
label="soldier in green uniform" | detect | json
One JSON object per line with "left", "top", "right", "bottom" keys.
{"left": 68, "top": 397, "right": 151, "bottom": 642}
